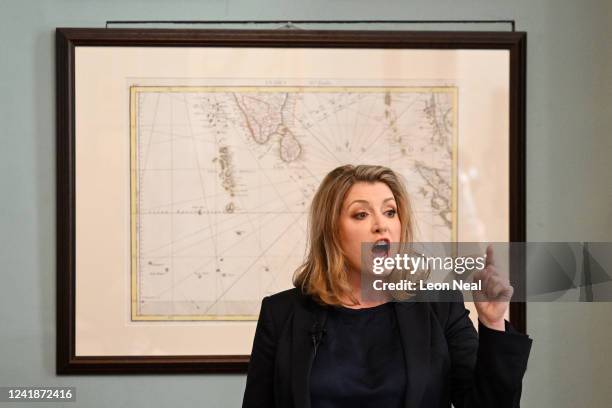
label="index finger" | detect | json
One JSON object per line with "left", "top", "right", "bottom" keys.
{"left": 485, "top": 244, "right": 495, "bottom": 267}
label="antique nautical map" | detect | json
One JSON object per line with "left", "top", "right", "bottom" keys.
{"left": 130, "top": 85, "right": 457, "bottom": 320}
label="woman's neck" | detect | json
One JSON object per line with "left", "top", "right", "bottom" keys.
{"left": 341, "top": 269, "right": 388, "bottom": 309}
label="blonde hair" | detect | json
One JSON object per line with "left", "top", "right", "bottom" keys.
{"left": 292, "top": 164, "right": 414, "bottom": 306}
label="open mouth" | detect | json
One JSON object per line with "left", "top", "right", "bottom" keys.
{"left": 371, "top": 239, "right": 391, "bottom": 257}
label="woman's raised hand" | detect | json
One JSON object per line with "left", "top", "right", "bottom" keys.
{"left": 472, "top": 245, "right": 514, "bottom": 331}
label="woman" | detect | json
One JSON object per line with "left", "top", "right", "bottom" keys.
{"left": 242, "top": 164, "right": 532, "bottom": 408}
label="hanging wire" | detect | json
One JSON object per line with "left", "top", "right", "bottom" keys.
{"left": 105, "top": 19, "right": 516, "bottom": 32}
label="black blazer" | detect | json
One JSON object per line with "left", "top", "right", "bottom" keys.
{"left": 242, "top": 288, "right": 532, "bottom": 408}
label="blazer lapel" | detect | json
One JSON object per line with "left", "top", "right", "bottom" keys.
{"left": 394, "top": 301, "right": 431, "bottom": 408}
{"left": 291, "top": 296, "right": 327, "bottom": 408}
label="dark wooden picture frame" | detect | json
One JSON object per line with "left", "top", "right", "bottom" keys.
{"left": 56, "top": 27, "right": 526, "bottom": 374}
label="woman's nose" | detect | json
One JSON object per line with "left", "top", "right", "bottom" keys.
{"left": 372, "top": 213, "right": 389, "bottom": 233}
{"left": 374, "top": 224, "right": 388, "bottom": 233}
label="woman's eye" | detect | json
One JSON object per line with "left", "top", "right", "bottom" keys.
{"left": 354, "top": 212, "right": 368, "bottom": 220}
{"left": 385, "top": 209, "right": 397, "bottom": 217}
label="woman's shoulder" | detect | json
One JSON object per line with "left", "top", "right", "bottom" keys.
{"left": 264, "top": 287, "right": 304, "bottom": 305}
{"left": 259, "top": 287, "right": 311, "bottom": 330}
{"left": 262, "top": 286, "right": 312, "bottom": 313}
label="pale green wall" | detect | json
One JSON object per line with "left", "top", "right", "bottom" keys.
{"left": 1, "top": 0, "right": 611, "bottom": 407}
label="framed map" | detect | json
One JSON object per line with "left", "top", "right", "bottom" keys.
{"left": 130, "top": 85, "right": 457, "bottom": 321}
{"left": 56, "top": 28, "right": 526, "bottom": 373}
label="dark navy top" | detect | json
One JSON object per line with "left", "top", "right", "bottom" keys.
{"left": 310, "top": 302, "right": 406, "bottom": 408}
